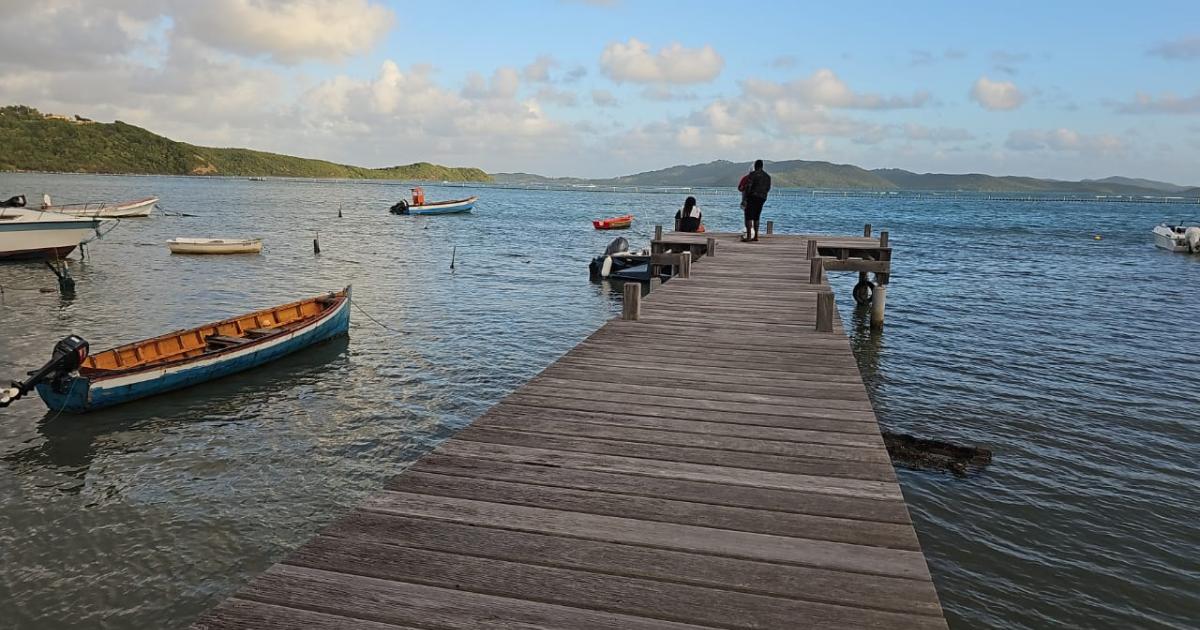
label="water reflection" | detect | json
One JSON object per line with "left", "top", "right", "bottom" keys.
{"left": 2, "top": 337, "right": 350, "bottom": 489}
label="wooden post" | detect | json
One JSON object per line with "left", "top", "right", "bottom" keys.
{"left": 809, "top": 256, "right": 825, "bottom": 284}
{"left": 313, "top": 231, "right": 321, "bottom": 254}
{"left": 654, "top": 225, "right": 663, "bottom": 241}
{"left": 880, "top": 230, "right": 889, "bottom": 248}
{"left": 622, "top": 282, "right": 641, "bottom": 320}
{"left": 806, "top": 239, "right": 818, "bottom": 260}
{"left": 706, "top": 237, "right": 716, "bottom": 258}
{"left": 816, "top": 290, "right": 834, "bottom": 332}
{"left": 871, "top": 283, "right": 886, "bottom": 329}
{"left": 766, "top": 220, "right": 774, "bottom": 235}
{"left": 678, "top": 251, "right": 692, "bottom": 278}
{"left": 863, "top": 223, "right": 872, "bottom": 237}
{"left": 649, "top": 276, "right": 662, "bottom": 292}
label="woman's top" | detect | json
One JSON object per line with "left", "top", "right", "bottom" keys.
{"left": 675, "top": 205, "right": 703, "bottom": 232}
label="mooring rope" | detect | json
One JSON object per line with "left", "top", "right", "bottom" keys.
{"left": 350, "top": 298, "right": 406, "bottom": 334}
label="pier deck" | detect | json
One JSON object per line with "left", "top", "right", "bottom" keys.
{"left": 193, "top": 232, "right": 946, "bottom": 630}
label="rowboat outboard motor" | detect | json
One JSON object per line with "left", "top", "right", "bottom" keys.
{"left": 1, "top": 194, "right": 26, "bottom": 208}
{"left": 589, "top": 237, "right": 631, "bottom": 279}
{"left": 0, "top": 335, "right": 89, "bottom": 408}
{"left": 389, "top": 199, "right": 410, "bottom": 215}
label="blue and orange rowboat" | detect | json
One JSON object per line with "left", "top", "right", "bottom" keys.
{"left": 32, "top": 287, "right": 351, "bottom": 413}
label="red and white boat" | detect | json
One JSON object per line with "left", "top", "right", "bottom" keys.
{"left": 0, "top": 207, "right": 107, "bottom": 260}
{"left": 45, "top": 196, "right": 158, "bottom": 218}
{"left": 592, "top": 214, "right": 633, "bottom": 230}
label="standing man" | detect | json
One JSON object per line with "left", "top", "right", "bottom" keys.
{"left": 738, "top": 159, "right": 771, "bottom": 241}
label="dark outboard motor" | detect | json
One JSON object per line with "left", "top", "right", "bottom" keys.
{"left": 589, "top": 237, "right": 633, "bottom": 279}
{"left": 603, "top": 237, "right": 629, "bottom": 257}
{"left": 1, "top": 194, "right": 27, "bottom": 208}
{"left": 389, "top": 199, "right": 409, "bottom": 214}
{"left": 0, "top": 335, "right": 89, "bottom": 408}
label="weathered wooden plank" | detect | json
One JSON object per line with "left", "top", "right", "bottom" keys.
{"left": 435, "top": 440, "right": 902, "bottom": 500}
{"left": 286, "top": 537, "right": 946, "bottom": 630}
{"left": 408, "top": 454, "right": 908, "bottom": 522}
{"left": 509, "top": 386, "right": 880, "bottom": 421}
{"left": 360, "top": 491, "right": 931, "bottom": 579}
{"left": 527, "top": 375, "right": 877, "bottom": 411}
{"left": 501, "top": 393, "right": 880, "bottom": 427}
{"left": 240, "top": 565, "right": 709, "bottom": 630}
{"left": 385, "top": 470, "right": 920, "bottom": 549}
{"left": 479, "top": 410, "right": 884, "bottom": 448}
{"left": 193, "top": 599, "right": 415, "bottom": 630}
{"left": 540, "top": 364, "right": 870, "bottom": 399}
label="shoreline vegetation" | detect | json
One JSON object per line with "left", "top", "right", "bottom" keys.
{"left": 0, "top": 106, "right": 491, "bottom": 182}
{"left": 4, "top": 104, "right": 1198, "bottom": 196}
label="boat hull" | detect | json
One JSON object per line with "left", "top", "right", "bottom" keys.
{"left": 167, "top": 239, "right": 263, "bottom": 254}
{"left": 49, "top": 197, "right": 158, "bottom": 218}
{"left": 593, "top": 216, "right": 633, "bottom": 230}
{"left": 1153, "top": 230, "right": 1190, "bottom": 252}
{"left": 36, "top": 289, "right": 351, "bottom": 413}
{"left": 399, "top": 196, "right": 477, "bottom": 215}
{"left": 0, "top": 215, "right": 101, "bottom": 260}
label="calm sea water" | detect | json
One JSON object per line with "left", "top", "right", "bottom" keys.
{"left": 0, "top": 173, "right": 1197, "bottom": 629}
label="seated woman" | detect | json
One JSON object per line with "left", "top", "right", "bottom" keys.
{"left": 675, "top": 196, "right": 704, "bottom": 233}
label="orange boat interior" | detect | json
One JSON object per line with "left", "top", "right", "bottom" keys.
{"left": 79, "top": 290, "right": 345, "bottom": 376}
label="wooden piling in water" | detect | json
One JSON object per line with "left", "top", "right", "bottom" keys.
{"left": 654, "top": 224, "right": 663, "bottom": 241}
{"left": 806, "top": 239, "right": 818, "bottom": 260}
{"left": 678, "top": 251, "right": 691, "bottom": 278}
{"left": 706, "top": 237, "right": 716, "bottom": 258}
{"left": 766, "top": 220, "right": 774, "bottom": 235}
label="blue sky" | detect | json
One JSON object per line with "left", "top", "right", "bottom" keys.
{"left": 2, "top": 1, "right": 1198, "bottom": 182}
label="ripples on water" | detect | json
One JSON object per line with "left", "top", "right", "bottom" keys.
{"left": 1, "top": 174, "right": 1198, "bottom": 629}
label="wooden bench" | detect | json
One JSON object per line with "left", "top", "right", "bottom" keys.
{"left": 205, "top": 335, "right": 252, "bottom": 349}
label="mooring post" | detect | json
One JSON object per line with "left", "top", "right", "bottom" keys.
{"left": 816, "top": 290, "right": 834, "bottom": 332}
{"left": 649, "top": 276, "right": 662, "bottom": 292}
{"left": 706, "top": 237, "right": 716, "bottom": 258}
{"left": 863, "top": 223, "right": 872, "bottom": 237}
{"left": 766, "top": 220, "right": 774, "bottom": 235}
{"left": 313, "top": 231, "right": 321, "bottom": 254}
{"left": 654, "top": 224, "right": 663, "bottom": 241}
{"left": 880, "top": 230, "right": 889, "bottom": 248}
{"left": 806, "top": 239, "right": 818, "bottom": 260}
{"left": 622, "top": 282, "right": 641, "bottom": 320}
{"left": 871, "top": 284, "right": 887, "bottom": 329}
{"left": 678, "top": 251, "right": 692, "bottom": 278}
{"left": 809, "top": 256, "right": 825, "bottom": 284}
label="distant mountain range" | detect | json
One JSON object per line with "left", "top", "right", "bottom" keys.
{"left": 494, "top": 160, "right": 1200, "bottom": 197}
{"left": 0, "top": 105, "right": 491, "bottom": 181}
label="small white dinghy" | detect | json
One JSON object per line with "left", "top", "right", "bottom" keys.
{"left": 167, "top": 237, "right": 262, "bottom": 255}
{"left": 1152, "top": 223, "right": 1200, "bottom": 253}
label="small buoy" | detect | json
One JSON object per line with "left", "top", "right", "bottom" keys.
{"left": 1094, "top": 235, "right": 1102, "bottom": 241}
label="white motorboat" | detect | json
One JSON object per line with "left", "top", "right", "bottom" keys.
{"left": 1152, "top": 223, "right": 1200, "bottom": 253}
{"left": 45, "top": 196, "right": 158, "bottom": 218}
{"left": 0, "top": 207, "right": 107, "bottom": 260}
{"left": 167, "top": 237, "right": 263, "bottom": 255}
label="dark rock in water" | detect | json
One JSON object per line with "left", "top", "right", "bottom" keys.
{"left": 883, "top": 432, "right": 992, "bottom": 476}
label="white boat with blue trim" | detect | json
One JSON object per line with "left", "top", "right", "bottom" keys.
{"left": 45, "top": 196, "right": 159, "bottom": 218}
{"left": 389, "top": 186, "right": 477, "bottom": 215}
{"left": 0, "top": 287, "right": 351, "bottom": 413}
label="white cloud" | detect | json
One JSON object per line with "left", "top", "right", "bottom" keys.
{"left": 970, "top": 76, "right": 1025, "bottom": 111}
{"left": 591, "top": 89, "right": 618, "bottom": 107}
{"left": 1149, "top": 36, "right": 1200, "bottom": 60}
{"left": 742, "top": 69, "right": 929, "bottom": 110}
{"left": 641, "top": 86, "right": 698, "bottom": 102}
{"left": 1115, "top": 91, "right": 1200, "bottom": 114}
{"left": 904, "top": 124, "right": 974, "bottom": 143}
{"left": 536, "top": 86, "right": 578, "bottom": 107}
{"left": 461, "top": 67, "right": 521, "bottom": 100}
{"left": 1005, "top": 128, "right": 1124, "bottom": 154}
{"left": 523, "top": 55, "right": 557, "bottom": 82}
{"left": 173, "top": 0, "right": 394, "bottom": 64}
{"left": 599, "top": 38, "right": 723, "bottom": 84}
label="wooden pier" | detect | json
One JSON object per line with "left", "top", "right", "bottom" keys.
{"left": 193, "top": 231, "right": 946, "bottom": 630}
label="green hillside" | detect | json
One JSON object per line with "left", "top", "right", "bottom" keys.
{"left": 598, "top": 159, "right": 897, "bottom": 189}
{"left": 0, "top": 105, "right": 490, "bottom": 182}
